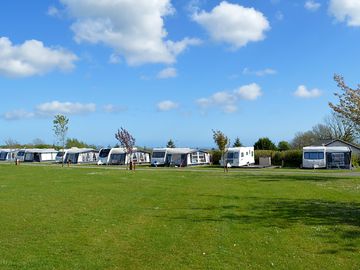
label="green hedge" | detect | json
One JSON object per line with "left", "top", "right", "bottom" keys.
{"left": 352, "top": 154, "right": 360, "bottom": 167}
{"left": 210, "top": 150, "right": 222, "bottom": 165}
{"left": 255, "top": 150, "right": 303, "bottom": 168}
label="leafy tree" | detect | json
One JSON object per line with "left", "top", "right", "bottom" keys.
{"left": 115, "top": 127, "right": 136, "bottom": 170}
{"left": 233, "top": 137, "right": 243, "bottom": 147}
{"left": 212, "top": 130, "right": 230, "bottom": 172}
{"left": 53, "top": 114, "right": 69, "bottom": 167}
{"left": 329, "top": 74, "right": 360, "bottom": 132}
{"left": 254, "top": 137, "right": 277, "bottom": 150}
{"left": 66, "top": 138, "right": 89, "bottom": 148}
{"left": 166, "top": 139, "right": 176, "bottom": 148}
{"left": 277, "top": 141, "right": 291, "bottom": 151}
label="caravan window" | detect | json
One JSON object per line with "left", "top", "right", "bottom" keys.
{"left": 0, "top": 152, "right": 7, "bottom": 160}
{"left": 17, "top": 151, "right": 25, "bottom": 157}
{"left": 99, "top": 149, "right": 111, "bottom": 158}
{"left": 199, "top": 153, "right": 206, "bottom": 162}
{"left": 227, "top": 152, "right": 234, "bottom": 159}
{"left": 233, "top": 152, "right": 239, "bottom": 159}
{"left": 152, "top": 152, "right": 165, "bottom": 158}
{"left": 304, "top": 152, "right": 324, "bottom": 160}
{"left": 191, "top": 153, "right": 199, "bottom": 163}
{"left": 56, "top": 152, "right": 64, "bottom": 158}
{"left": 241, "top": 152, "right": 244, "bottom": 158}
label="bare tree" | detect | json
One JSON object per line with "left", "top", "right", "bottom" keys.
{"left": 324, "top": 112, "right": 358, "bottom": 143}
{"left": 329, "top": 74, "right": 360, "bottom": 132}
{"left": 53, "top": 114, "right": 69, "bottom": 167}
{"left": 291, "top": 131, "right": 317, "bottom": 149}
{"left": 212, "top": 130, "right": 230, "bottom": 172}
{"left": 115, "top": 127, "right": 136, "bottom": 170}
{"left": 4, "top": 138, "right": 20, "bottom": 148}
{"left": 291, "top": 112, "right": 359, "bottom": 149}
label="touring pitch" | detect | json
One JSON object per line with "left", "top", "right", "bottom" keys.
{"left": 0, "top": 164, "right": 359, "bottom": 269}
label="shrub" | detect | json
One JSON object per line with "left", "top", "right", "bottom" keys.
{"left": 281, "top": 150, "right": 303, "bottom": 167}
{"left": 254, "top": 137, "right": 277, "bottom": 150}
{"left": 210, "top": 150, "right": 222, "bottom": 165}
{"left": 255, "top": 150, "right": 303, "bottom": 167}
{"left": 352, "top": 154, "right": 360, "bottom": 167}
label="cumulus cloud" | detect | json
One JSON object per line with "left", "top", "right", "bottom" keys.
{"left": 157, "top": 67, "right": 177, "bottom": 79}
{"left": 2, "top": 101, "right": 96, "bottom": 120}
{"left": 197, "top": 83, "right": 262, "bottom": 113}
{"left": 192, "top": 1, "right": 270, "bottom": 49}
{"left": 329, "top": 0, "right": 360, "bottom": 26}
{"left": 156, "top": 100, "right": 179, "bottom": 111}
{"left": 0, "top": 37, "right": 78, "bottom": 78}
{"left": 60, "top": 0, "right": 201, "bottom": 65}
{"left": 294, "top": 85, "right": 322, "bottom": 98}
{"left": 304, "top": 1, "right": 321, "bottom": 12}
{"left": 243, "top": 67, "right": 277, "bottom": 76}
{"left": 235, "top": 83, "right": 263, "bottom": 100}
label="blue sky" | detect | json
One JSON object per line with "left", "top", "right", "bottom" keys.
{"left": 1, "top": 0, "right": 360, "bottom": 148}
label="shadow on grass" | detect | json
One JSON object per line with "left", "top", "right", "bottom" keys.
{"left": 163, "top": 199, "right": 359, "bottom": 227}
{"left": 155, "top": 197, "right": 360, "bottom": 253}
{"left": 255, "top": 174, "right": 343, "bottom": 182}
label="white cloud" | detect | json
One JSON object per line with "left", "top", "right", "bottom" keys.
{"left": 2, "top": 110, "right": 35, "bottom": 121}
{"left": 157, "top": 67, "right": 177, "bottom": 79}
{"left": 243, "top": 67, "right": 277, "bottom": 76}
{"left": 2, "top": 101, "right": 97, "bottom": 120}
{"left": 294, "top": 85, "right": 322, "bottom": 98}
{"left": 305, "top": 1, "right": 321, "bottom": 12}
{"left": 103, "top": 104, "right": 127, "bottom": 113}
{"left": 60, "top": 0, "right": 201, "bottom": 65}
{"left": 197, "top": 83, "right": 262, "bottom": 113}
{"left": 36, "top": 101, "right": 96, "bottom": 115}
{"left": 157, "top": 100, "right": 179, "bottom": 111}
{"left": 329, "top": 0, "right": 360, "bottom": 26}
{"left": 0, "top": 37, "right": 78, "bottom": 78}
{"left": 192, "top": 1, "right": 270, "bottom": 49}
{"left": 235, "top": 83, "right": 263, "bottom": 100}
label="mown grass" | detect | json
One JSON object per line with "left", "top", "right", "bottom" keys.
{"left": 0, "top": 164, "right": 359, "bottom": 269}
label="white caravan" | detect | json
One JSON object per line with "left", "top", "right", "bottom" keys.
{"left": 151, "top": 148, "right": 210, "bottom": 167}
{"left": 64, "top": 148, "right": 99, "bottom": 164}
{"left": 0, "top": 149, "right": 18, "bottom": 161}
{"left": 24, "top": 149, "right": 58, "bottom": 162}
{"left": 98, "top": 148, "right": 150, "bottom": 165}
{"left": 220, "top": 147, "right": 255, "bottom": 167}
{"left": 303, "top": 146, "right": 352, "bottom": 169}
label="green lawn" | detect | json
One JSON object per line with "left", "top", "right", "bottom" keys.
{"left": 0, "top": 164, "right": 359, "bottom": 269}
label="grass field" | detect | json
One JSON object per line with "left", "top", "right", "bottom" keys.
{"left": 0, "top": 164, "right": 359, "bottom": 269}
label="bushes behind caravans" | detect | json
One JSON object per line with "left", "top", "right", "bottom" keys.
{"left": 351, "top": 154, "right": 360, "bottom": 167}
{"left": 255, "top": 150, "right": 303, "bottom": 167}
{"left": 210, "top": 150, "right": 222, "bottom": 165}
